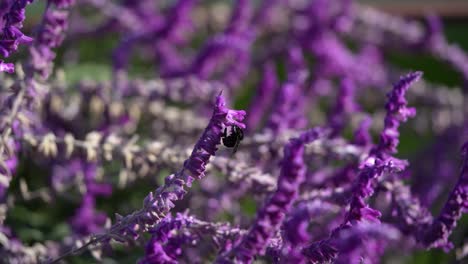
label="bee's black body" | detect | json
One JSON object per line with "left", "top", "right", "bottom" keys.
{"left": 221, "top": 125, "right": 244, "bottom": 153}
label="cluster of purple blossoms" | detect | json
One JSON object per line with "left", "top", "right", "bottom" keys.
{"left": 0, "top": 0, "right": 35, "bottom": 73}
{"left": 0, "top": 0, "right": 467, "bottom": 263}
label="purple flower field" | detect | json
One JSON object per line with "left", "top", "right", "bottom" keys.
{"left": 0, "top": 0, "right": 467, "bottom": 263}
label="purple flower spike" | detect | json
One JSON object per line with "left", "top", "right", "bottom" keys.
{"left": 0, "top": 60, "right": 14, "bottom": 73}
{"left": 281, "top": 201, "right": 339, "bottom": 263}
{"left": 110, "top": 94, "right": 245, "bottom": 240}
{"left": 334, "top": 222, "right": 401, "bottom": 264}
{"left": 28, "top": 0, "right": 74, "bottom": 79}
{"left": 0, "top": 0, "right": 35, "bottom": 72}
{"left": 418, "top": 142, "right": 468, "bottom": 250}
{"left": 138, "top": 237, "right": 178, "bottom": 264}
{"left": 372, "top": 71, "right": 422, "bottom": 158}
{"left": 38, "top": 10, "right": 69, "bottom": 48}
{"left": 328, "top": 77, "right": 357, "bottom": 137}
{"left": 345, "top": 158, "right": 408, "bottom": 224}
{"left": 268, "top": 82, "right": 307, "bottom": 135}
{"left": 71, "top": 194, "right": 108, "bottom": 236}
{"left": 353, "top": 116, "right": 372, "bottom": 146}
{"left": 302, "top": 73, "right": 418, "bottom": 263}
{"left": 138, "top": 214, "right": 194, "bottom": 264}
{"left": 225, "top": 0, "right": 252, "bottom": 35}
{"left": 245, "top": 62, "right": 278, "bottom": 131}
{"left": 188, "top": 0, "right": 253, "bottom": 87}
{"left": 218, "top": 128, "right": 325, "bottom": 263}
{"left": 346, "top": 73, "right": 421, "bottom": 222}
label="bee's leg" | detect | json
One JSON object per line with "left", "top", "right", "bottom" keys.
{"left": 232, "top": 140, "right": 240, "bottom": 154}
{"left": 223, "top": 127, "right": 227, "bottom": 138}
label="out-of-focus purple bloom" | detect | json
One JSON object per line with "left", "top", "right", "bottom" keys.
{"left": 252, "top": 0, "right": 281, "bottom": 27}
{"left": 268, "top": 81, "right": 306, "bottom": 133}
{"left": 303, "top": 222, "right": 401, "bottom": 264}
{"left": 112, "top": 0, "right": 196, "bottom": 75}
{"left": 303, "top": 72, "right": 419, "bottom": 262}
{"left": 225, "top": 0, "right": 251, "bottom": 35}
{"left": 188, "top": 0, "right": 253, "bottom": 88}
{"left": 345, "top": 158, "right": 407, "bottom": 223}
{"left": 328, "top": 77, "right": 357, "bottom": 137}
{"left": 245, "top": 62, "right": 278, "bottom": 132}
{"left": 411, "top": 124, "right": 466, "bottom": 206}
{"left": 138, "top": 237, "right": 177, "bottom": 264}
{"left": 334, "top": 222, "right": 401, "bottom": 264}
{"left": 69, "top": 161, "right": 111, "bottom": 236}
{"left": 0, "top": 60, "right": 14, "bottom": 73}
{"left": 218, "top": 128, "right": 325, "bottom": 263}
{"left": 421, "top": 15, "right": 444, "bottom": 50}
{"left": 353, "top": 116, "right": 372, "bottom": 146}
{"left": 286, "top": 46, "right": 307, "bottom": 83}
{"left": 37, "top": 9, "right": 69, "bottom": 47}
{"left": 51, "top": 159, "right": 81, "bottom": 192}
{"left": 417, "top": 142, "right": 468, "bottom": 250}
{"left": 138, "top": 213, "right": 194, "bottom": 264}
{"left": 71, "top": 194, "right": 108, "bottom": 236}
{"left": 28, "top": 1, "right": 73, "bottom": 79}
{"left": 268, "top": 48, "right": 308, "bottom": 135}
{"left": 82, "top": 162, "right": 112, "bottom": 197}
{"left": 281, "top": 201, "right": 339, "bottom": 263}
{"left": 419, "top": 15, "right": 468, "bottom": 88}
{"left": 157, "top": 0, "right": 196, "bottom": 44}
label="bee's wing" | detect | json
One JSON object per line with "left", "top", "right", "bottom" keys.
{"left": 232, "top": 139, "right": 241, "bottom": 154}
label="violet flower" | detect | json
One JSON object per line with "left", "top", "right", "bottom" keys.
{"left": 303, "top": 72, "right": 421, "bottom": 262}
{"left": 188, "top": 0, "right": 253, "bottom": 88}
{"left": 101, "top": 94, "right": 245, "bottom": 241}
{"left": 139, "top": 212, "right": 248, "bottom": 264}
{"left": 267, "top": 47, "right": 308, "bottom": 135}
{"left": 138, "top": 214, "right": 194, "bottom": 264}
{"left": 69, "top": 160, "right": 112, "bottom": 236}
{"left": 418, "top": 142, "right": 468, "bottom": 250}
{"left": 281, "top": 201, "right": 339, "bottom": 263}
{"left": 28, "top": 0, "right": 74, "bottom": 80}
{"left": 345, "top": 72, "right": 422, "bottom": 224}
{"left": 217, "top": 128, "right": 326, "bottom": 263}
{"left": 328, "top": 77, "right": 358, "bottom": 137}
{"left": 71, "top": 194, "right": 108, "bottom": 236}
{"left": 245, "top": 62, "right": 278, "bottom": 132}
{"left": 0, "top": 0, "right": 35, "bottom": 72}
{"left": 139, "top": 239, "right": 177, "bottom": 264}
{"left": 352, "top": 116, "right": 372, "bottom": 147}
{"left": 371, "top": 71, "right": 422, "bottom": 159}
{"left": 112, "top": 0, "right": 196, "bottom": 75}
{"left": 0, "top": 60, "right": 14, "bottom": 73}
{"left": 333, "top": 222, "right": 401, "bottom": 264}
